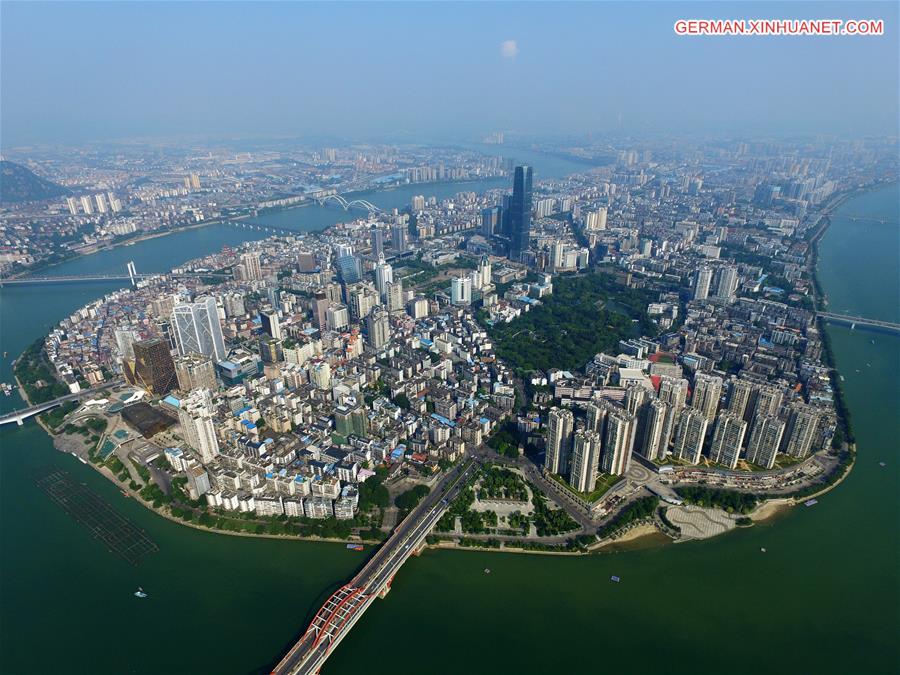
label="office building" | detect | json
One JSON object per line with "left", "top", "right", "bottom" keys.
{"left": 335, "top": 403, "right": 369, "bottom": 438}
{"left": 174, "top": 352, "right": 217, "bottom": 392}
{"left": 481, "top": 206, "right": 501, "bottom": 236}
{"left": 450, "top": 276, "right": 472, "bottom": 305}
{"left": 172, "top": 297, "right": 227, "bottom": 361}
{"left": 569, "top": 430, "right": 602, "bottom": 493}
{"left": 371, "top": 227, "right": 384, "bottom": 258}
{"left": 260, "top": 309, "right": 282, "bottom": 340}
{"left": 746, "top": 415, "right": 786, "bottom": 469}
{"left": 508, "top": 165, "right": 533, "bottom": 259}
{"left": 708, "top": 412, "right": 748, "bottom": 469}
{"left": 130, "top": 338, "right": 177, "bottom": 396}
{"left": 374, "top": 257, "right": 393, "bottom": 299}
{"left": 325, "top": 304, "right": 350, "bottom": 332}
{"left": 336, "top": 253, "right": 362, "bottom": 283}
{"left": 544, "top": 407, "right": 574, "bottom": 475}
{"left": 391, "top": 223, "right": 408, "bottom": 252}
{"left": 178, "top": 388, "right": 220, "bottom": 464}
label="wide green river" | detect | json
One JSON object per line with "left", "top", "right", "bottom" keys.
{"left": 1, "top": 181, "right": 896, "bottom": 674}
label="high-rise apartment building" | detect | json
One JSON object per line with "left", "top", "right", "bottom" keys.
{"left": 569, "top": 429, "right": 602, "bottom": 492}
{"left": 782, "top": 404, "right": 821, "bottom": 459}
{"left": 692, "top": 372, "right": 723, "bottom": 423}
{"left": 641, "top": 399, "right": 671, "bottom": 461}
{"left": 544, "top": 407, "right": 574, "bottom": 475}
{"left": 727, "top": 379, "right": 754, "bottom": 421}
{"left": 366, "top": 306, "right": 390, "bottom": 350}
{"left": 672, "top": 408, "right": 709, "bottom": 464}
{"left": 708, "top": 412, "right": 748, "bottom": 469}
{"left": 174, "top": 353, "right": 217, "bottom": 392}
{"left": 601, "top": 409, "right": 635, "bottom": 476}
{"left": 693, "top": 267, "right": 713, "bottom": 301}
{"left": 746, "top": 414, "right": 786, "bottom": 469}
{"left": 178, "top": 388, "right": 220, "bottom": 464}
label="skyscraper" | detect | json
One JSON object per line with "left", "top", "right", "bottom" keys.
{"left": 693, "top": 267, "right": 713, "bottom": 301}
{"left": 172, "top": 297, "right": 227, "bottom": 361}
{"left": 260, "top": 309, "right": 282, "bottom": 340}
{"left": 746, "top": 414, "right": 786, "bottom": 469}
{"left": 450, "top": 276, "right": 472, "bottom": 305}
{"left": 178, "top": 388, "right": 220, "bottom": 464}
{"left": 692, "top": 372, "right": 723, "bottom": 423}
{"left": 715, "top": 265, "right": 739, "bottom": 300}
{"left": 174, "top": 353, "right": 217, "bottom": 392}
{"left": 782, "top": 404, "right": 821, "bottom": 459}
{"left": 374, "top": 257, "right": 393, "bottom": 299}
{"left": 641, "top": 399, "right": 671, "bottom": 461}
{"left": 371, "top": 227, "right": 384, "bottom": 258}
{"left": 240, "top": 252, "right": 262, "bottom": 281}
{"left": 366, "top": 306, "right": 390, "bottom": 350}
{"left": 130, "top": 338, "right": 177, "bottom": 396}
{"left": 708, "top": 412, "right": 748, "bottom": 469}
{"left": 508, "top": 165, "right": 533, "bottom": 260}
{"left": 672, "top": 408, "right": 709, "bottom": 464}
{"left": 726, "top": 379, "right": 754, "bottom": 421}
{"left": 544, "top": 407, "right": 574, "bottom": 475}
{"left": 391, "top": 223, "right": 408, "bottom": 252}
{"left": 569, "top": 430, "right": 602, "bottom": 492}
{"left": 601, "top": 410, "right": 635, "bottom": 476}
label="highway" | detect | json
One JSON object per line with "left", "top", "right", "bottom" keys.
{"left": 271, "top": 458, "right": 477, "bottom": 675}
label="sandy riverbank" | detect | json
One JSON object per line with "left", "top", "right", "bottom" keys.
{"left": 749, "top": 498, "right": 793, "bottom": 523}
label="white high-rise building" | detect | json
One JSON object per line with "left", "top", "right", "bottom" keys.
{"left": 693, "top": 267, "right": 713, "bottom": 301}
{"left": 374, "top": 257, "right": 393, "bottom": 299}
{"left": 80, "top": 195, "right": 93, "bottom": 214}
{"left": 782, "top": 404, "right": 821, "bottom": 459}
{"left": 727, "top": 379, "right": 754, "bottom": 421}
{"left": 240, "top": 252, "right": 262, "bottom": 281}
{"left": 450, "top": 276, "right": 472, "bottom": 305}
{"left": 94, "top": 193, "right": 108, "bottom": 213}
{"left": 65, "top": 197, "right": 79, "bottom": 215}
{"left": 366, "top": 307, "right": 390, "bottom": 350}
{"left": 715, "top": 265, "right": 739, "bottom": 300}
{"left": 178, "top": 388, "right": 220, "bottom": 464}
{"left": 585, "top": 207, "right": 608, "bottom": 231}
{"left": 544, "top": 407, "right": 574, "bottom": 475}
{"left": 172, "top": 296, "right": 227, "bottom": 361}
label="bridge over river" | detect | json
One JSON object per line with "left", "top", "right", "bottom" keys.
{"left": 0, "top": 380, "right": 124, "bottom": 427}
{"left": 271, "top": 459, "right": 476, "bottom": 675}
{"left": 817, "top": 312, "right": 900, "bottom": 335}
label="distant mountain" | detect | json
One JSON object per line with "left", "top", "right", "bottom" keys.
{"left": 0, "top": 160, "right": 71, "bottom": 204}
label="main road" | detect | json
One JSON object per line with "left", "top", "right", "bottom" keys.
{"left": 271, "top": 458, "right": 477, "bottom": 675}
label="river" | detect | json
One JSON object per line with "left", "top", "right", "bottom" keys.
{"left": 0, "top": 179, "right": 896, "bottom": 674}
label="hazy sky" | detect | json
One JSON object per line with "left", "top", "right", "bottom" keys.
{"left": 2, "top": 1, "right": 897, "bottom": 146}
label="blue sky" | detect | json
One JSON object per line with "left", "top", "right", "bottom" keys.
{"left": 1, "top": 1, "right": 897, "bottom": 145}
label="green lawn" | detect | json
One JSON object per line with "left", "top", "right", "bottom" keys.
{"left": 548, "top": 471, "right": 623, "bottom": 503}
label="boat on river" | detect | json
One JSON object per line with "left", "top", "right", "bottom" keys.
{"left": 134, "top": 587, "right": 148, "bottom": 598}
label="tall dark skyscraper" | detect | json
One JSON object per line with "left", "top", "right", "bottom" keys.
{"left": 508, "top": 165, "right": 533, "bottom": 259}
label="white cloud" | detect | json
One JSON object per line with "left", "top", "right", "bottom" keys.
{"left": 500, "top": 39, "right": 519, "bottom": 60}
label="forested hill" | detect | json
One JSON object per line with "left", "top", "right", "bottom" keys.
{"left": 482, "top": 271, "right": 657, "bottom": 374}
{"left": 0, "top": 160, "right": 71, "bottom": 204}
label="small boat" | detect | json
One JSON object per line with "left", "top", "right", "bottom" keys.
{"left": 760, "top": 548, "right": 767, "bottom": 553}
{"left": 121, "top": 490, "right": 130, "bottom": 498}
{"left": 484, "top": 568, "right": 491, "bottom": 574}
{"left": 610, "top": 575, "right": 620, "bottom": 583}
{"left": 134, "top": 587, "right": 148, "bottom": 598}
{"left": 346, "top": 544, "right": 364, "bottom": 551}
{"left": 878, "top": 462, "right": 886, "bottom": 467}
{"left": 804, "top": 499, "right": 818, "bottom": 507}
